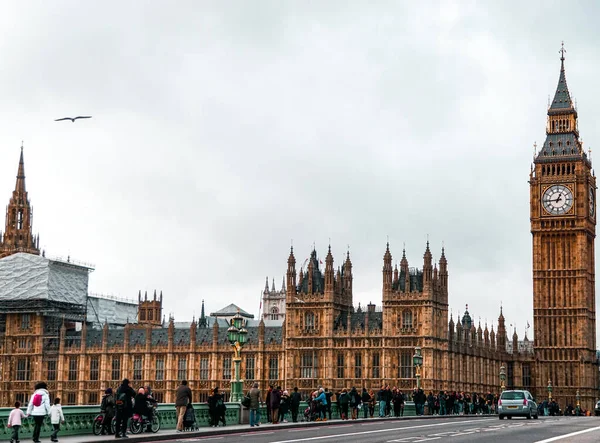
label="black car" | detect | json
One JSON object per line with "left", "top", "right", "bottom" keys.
{"left": 595, "top": 400, "right": 600, "bottom": 416}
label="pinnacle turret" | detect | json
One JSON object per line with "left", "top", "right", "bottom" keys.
{"left": 0, "top": 147, "right": 40, "bottom": 258}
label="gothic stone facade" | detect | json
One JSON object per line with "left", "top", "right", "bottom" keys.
{"left": 529, "top": 51, "right": 598, "bottom": 409}
{"left": 0, "top": 53, "right": 596, "bottom": 411}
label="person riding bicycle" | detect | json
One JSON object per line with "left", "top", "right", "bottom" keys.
{"left": 133, "top": 387, "right": 153, "bottom": 424}
{"left": 143, "top": 386, "right": 158, "bottom": 432}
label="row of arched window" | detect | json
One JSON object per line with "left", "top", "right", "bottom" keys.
{"left": 541, "top": 163, "right": 576, "bottom": 176}
{"left": 550, "top": 118, "right": 572, "bottom": 132}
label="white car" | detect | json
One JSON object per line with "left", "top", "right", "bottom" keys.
{"left": 498, "top": 390, "right": 539, "bottom": 420}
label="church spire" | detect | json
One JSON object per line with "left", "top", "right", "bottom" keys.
{"left": 15, "top": 145, "right": 26, "bottom": 195}
{"left": 0, "top": 147, "right": 40, "bottom": 259}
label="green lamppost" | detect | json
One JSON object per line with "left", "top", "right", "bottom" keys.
{"left": 412, "top": 346, "right": 423, "bottom": 390}
{"left": 227, "top": 311, "right": 248, "bottom": 402}
{"left": 547, "top": 380, "right": 553, "bottom": 402}
{"left": 499, "top": 365, "right": 506, "bottom": 392}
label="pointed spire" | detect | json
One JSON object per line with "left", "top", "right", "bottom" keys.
{"left": 199, "top": 299, "right": 207, "bottom": 328}
{"left": 326, "top": 244, "right": 333, "bottom": 264}
{"left": 15, "top": 145, "right": 26, "bottom": 194}
{"left": 281, "top": 276, "right": 285, "bottom": 292}
{"left": 264, "top": 276, "right": 269, "bottom": 292}
{"left": 271, "top": 278, "right": 276, "bottom": 292}
{"left": 549, "top": 42, "right": 574, "bottom": 112}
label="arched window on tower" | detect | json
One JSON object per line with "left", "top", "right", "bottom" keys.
{"left": 270, "top": 307, "right": 279, "bottom": 320}
{"left": 305, "top": 311, "right": 315, "bottom": 330}
{"left": 17, "top": 209, "right": 23, "bottom": 230}
{"left": 402, "top": 310, "right": 413, "bottom": 329}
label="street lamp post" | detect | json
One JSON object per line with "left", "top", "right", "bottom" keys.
{"left": 412, "top": 346, "right": 423, "bottom": 390}
{"left": 227, "top": 312, "right": 248, "bottom": 402}
{"left": 547, "top": 380, "right": 553, "bottom": 402}
{"left": 575, "top": 389, "right": 580, "bottom": 416}
{"left": 499, "top": 365, "right": 506, "bottom": 392}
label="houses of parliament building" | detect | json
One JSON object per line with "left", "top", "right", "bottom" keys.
{"left": 0, "top": 52, "right": 597, "bottom": 411}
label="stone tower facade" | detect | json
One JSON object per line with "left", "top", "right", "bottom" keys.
{"left": 530, "top": 48, "right": 597, "bottom": 410}
{"left": 262, "top": 276, "right": 286, "bottom": 321}
{"left": 137, "top": 290, "right": 163, "bottom": 326}
{"left": 0, "top": 148, "right": 40, "bottom": 258}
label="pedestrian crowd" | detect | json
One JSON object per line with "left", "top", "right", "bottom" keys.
{"left": 8, "top": 379, "right": 588, "bottom": 441}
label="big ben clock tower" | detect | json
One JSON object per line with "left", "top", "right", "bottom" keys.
{"left": 530, "top": 46, "right": 597, "bottom": 411}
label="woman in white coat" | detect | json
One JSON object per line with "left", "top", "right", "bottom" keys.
{"left": 26, "top": 381, "right": 51, "bottom": 443}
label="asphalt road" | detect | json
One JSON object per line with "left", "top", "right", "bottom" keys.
{"left": 111, "top": 416, "right": 600, "bottom": 443}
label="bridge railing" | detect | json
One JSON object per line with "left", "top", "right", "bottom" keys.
{"left": 0, "top": 401, "right": 416, "bottom": 440}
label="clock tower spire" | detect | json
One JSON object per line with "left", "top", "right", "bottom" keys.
{"left": 530, "top": 46, "right": 597, "bottom": 411}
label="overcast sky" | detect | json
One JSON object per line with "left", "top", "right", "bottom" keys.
{"left": 1, "top": 1, "right": 599, "bottom": 343}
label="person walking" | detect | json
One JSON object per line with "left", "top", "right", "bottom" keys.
{"left": 27, "top": 381, "right": 51, "bottom": 443}
{"left": 248, "top": 383, "right": 261, "bottom": 427}
{"left": 7, "top": 401, "right": 26, "bottom": 443}
{"left": 270, "top": 386, "right": 282, "bottom": 424}
{"left": 265, "top": 385, "right": 273, "bottom": 423}
{"left": 349, "top": 387, "right": 361, "bottom": 420}
{"left": 175, "top": 380, "right": 192, "bottom": 432}
{"left": 290, "top": 387, "right": 301, "bottom": 423}
{"left": 49, "top": 397, "right": 65, "bottom": 442}
{"left": 114, "top": 378, "right": 135, "bottom": 439}
{"left": 100, "top": 388, "right": 115, "bottom": 435}
{"left": 208, "top": 387, "right": 226, "bottom": 427}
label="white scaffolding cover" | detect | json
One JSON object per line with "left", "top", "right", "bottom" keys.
{"left": 87, "top": 295, "right": 138, "bottom": 326}
{"left": 0, "top": 253, "right": 89, "bottom": 305}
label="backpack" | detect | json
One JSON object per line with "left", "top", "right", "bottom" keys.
{"left": 115, "top": 391, "right": 127, "bottom": 408}
{"left": 241, "top": 394, "right": 251, "bottom": 408}
{"left": 349, "top": 395, "right": 357, "bottom": 407}
{"left": 32, "top": 393, "right": 43, "bottom": 407}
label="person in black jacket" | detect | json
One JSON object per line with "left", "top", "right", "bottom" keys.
{"left": 100, "top": 388, "right": 115, "bottom": 435}
{"left": 361, "top": 388, "right": 371, "bottom": 418}
{"left": 114, "top": 378, "right": 136, "bottom": 439}
{"left": 208, "top": 387, "right": 226, "bottom": 427}
{"left": 290, "top": 387, "right": 301, "bottom": 423}
{"left": 325, "top": 388, "right": 333, "bottom": 420}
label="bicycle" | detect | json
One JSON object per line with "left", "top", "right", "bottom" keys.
{"left": 129, "top": 413, "right": 160, "bottom": 434}
{"left": 92, "top": 413, "right": 116, "bottom": 435}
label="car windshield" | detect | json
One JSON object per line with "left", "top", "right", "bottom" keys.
{"left": 501, "top": 392, "right": 525, "bottom": 400}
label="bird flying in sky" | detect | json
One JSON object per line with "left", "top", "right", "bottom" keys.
{"left": 54, "top": 116, "right": 92, "bottom": 122}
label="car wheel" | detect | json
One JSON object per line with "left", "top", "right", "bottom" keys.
{"left": 507, "top": 415, "right": 512, "bottom": 419}
{"left": 534, "top": 413, "right": 539, "bottom": 419}
{"left": 526, "top": 412, "right": 532, "bottom": 419}
{"left": 499, "top": 414, "right": 504, "bottom": 420}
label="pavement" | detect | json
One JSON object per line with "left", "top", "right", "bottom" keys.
{"left": 50, "top": 415, "right": 600, "bottom": 443}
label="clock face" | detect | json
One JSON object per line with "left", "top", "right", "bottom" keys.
{"left": 542, "top": 185, "right": 573, "bottom": 215}
{"left": 590, "top": 186, "right": 595, "bottom": 217}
